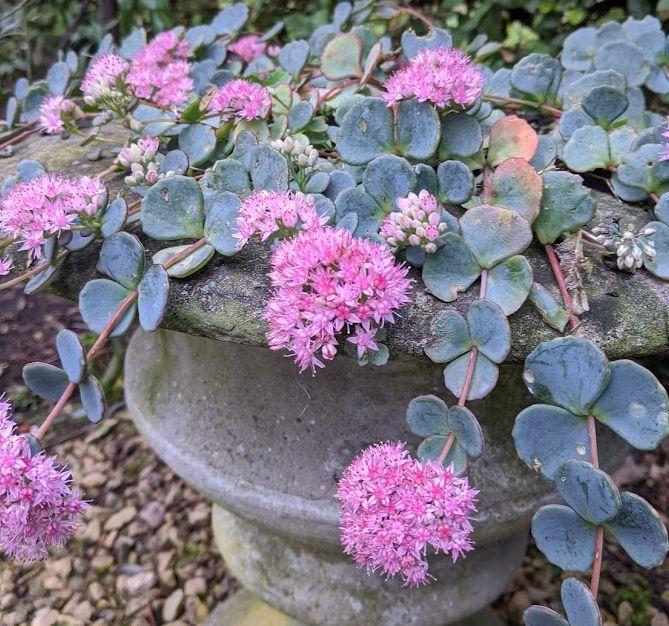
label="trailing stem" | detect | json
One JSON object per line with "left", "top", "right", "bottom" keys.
{"left": 544, "top": 243, "right": 580, "bottom": 331}
{"left": 34, "top": 238, "right": 208, "bottom": 441}
{"left": 483, "top": 94, "right": 562, "bottom": 119}
{"left": 437, "top": 268, "right": 488, "bottom": 463}
{"left": 0, "top": 127, "right": 39, "bottom": 151}
{"left": 588, "top": 414, "right": 604, "bottom": 599}
{"left": 0, "top": 250, "right": 69, "bottom": 291}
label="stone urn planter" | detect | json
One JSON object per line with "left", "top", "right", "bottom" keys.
{"left": 3, "top": 124, "right": 669, "bottom": 626}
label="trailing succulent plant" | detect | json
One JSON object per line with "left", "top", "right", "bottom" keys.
{"left": 0, "top": 1, "right": 668, "bottom": 620}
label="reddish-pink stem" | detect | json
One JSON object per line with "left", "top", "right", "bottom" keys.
{"left": 0, "top": 251, "right": 69, "bottom": 291}
{"left": 0, "top": 127, "right": 39, "bottom": 151}
{"left": 587, "top": 414, "right": 603, "bottom": 598}
{"left": 544, "top": 243, "right": 580, "bottom": 331}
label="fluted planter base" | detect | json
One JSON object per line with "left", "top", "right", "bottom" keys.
{"left": 124, "top": 329, "right": 627, "bottom": 625}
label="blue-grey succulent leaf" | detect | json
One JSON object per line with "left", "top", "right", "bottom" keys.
{"left": 563, "top": 126, "right": 610, "bottom": 173}
{"left": 401, "top": 28, "right": 452, "bottom": 60}
{"left": 591, "top": 359, "right": 669, "bottom": 450}
{"left": 466, "top": 299, "right": 510, "bottom": 364}
{"left": 288, "top": 100, "right": 314, "bottom": 131}
{"left": 396, "top": 99, "right": 440, "bottom": 161}
{"left": 555, "top": 460, "right": 621, "bottom": 525}
{"left": 178, "top": 123, "right": 217, "bottom": 167}
{"left": 362, "top": 154, "right": 416, "bottom": 211}
{"left": 158, "top": 150, "right": 189, "bottom": 177}
{"left": 444, "top": 350, "right": 498, "bottom": 402}
{"left": 437, "top": 160, "right": 474, "bottom": 205}
{"left": 249, "top": 145, "right": 290, "bottom": 191}
{"left": 581, "top": 85, "right": 628, "bottom": 126}
{"left": 142, "top": 176, "right": 205, "bottom": 240}
{"left": 79, "top": 375, "right": 105, "bottom": 423}
{"left": 56, "top": 329, "right": 85, "bottom": 384}
{"left": 212, "top": 3, "right": 249, "bottom": 35}
{"left": 523, "top": 337, "right": 610, "bottom": 416}
{"left": 137, "top": 264, "right": 170, "bottom": 333}
{"left": 489, "top": 157, "right": 543, "bottom": 223}
{"left": 79, "top": 279, "right": 137, "bottom": 338}
{"left": 593, "top": 40, "right": 649, "bottom": 87}
{"left": 485, "top": 256, "right": 533, "bottom": 316}
{"left": 424, "top": 310, "right": 472, "bottom": 363}
{"left": 528, "top": 283, "right": 569, "bottom": 332}
{"left": 643, "top": 221, "right": 669, "bottom": 280}
{"left": 204, "top": 191, "right": 241, "bottom": 256}
{"left": 101, "top": 198, "right": 128, "bottom": 238}
{"left": 513, "top": 404, "right": 590, "bottom": 480}
{"left": 152, "top": 244, "right": 216, "bottom": 279}
{"left": 438, "top": 112, "right": 483, "bottom": 160}
{"left": 561, "top": 27, "right": 597, "bottom": 71}
{"left": 422, "top": 233, "right": 481, "bottom": 302}
{"left": 532, "top": 504, "right": 597, "bottom": 572}
{"left": 406, "top": 394, "right": 449, "bottom": 437}
{"left": 335, "top": 187, "right": 382, "bottom": 237}
{"left": 447, "top": 405, "right": 484, "bottom": 458}
{"left": 23, "top": 362, "right": 69, "bottom": 403}
{"left": 511, "top": 53, "right": 562, "bottom": 103}
{"left": 279, "top": 40, "right": 309, "bottom": 75}
{"left": 523, "top": 605, "right": 570, "bottom": 626}
{"left": 561, "top": 578, "right": 602, "bottom": 626}
{"left": 96, "top": 232, "right": 145, "bottom": 291}
{"left": 46, "top": 61, "right": 70, "bottom": 96}
{"left": 417, "top": 435, "right": 467, "bottom": 475}
{"left": 605, "top": 492, "right": 669, "bottom": 569}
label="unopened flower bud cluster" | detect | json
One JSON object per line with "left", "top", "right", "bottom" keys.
{"left": 117, "top": 137, "right": 168, "bottom": 187}
{"left": 592, "top": 223, "right": 656, "bottom": 271}
{"left": 271, "top": 136, "right": 319, "bottom": 171}
{"left": 380, "top": 191, "right": 448, "bottom": 254}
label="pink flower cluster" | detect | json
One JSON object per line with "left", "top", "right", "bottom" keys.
{"left": 265, "top": 226, "right": 412, "bottom": 372}
{"left": 235, "top": 190, "right": 328, "bottom": 248}
{"left": 0, "top": 399, "right": 87, "bottom": 561}
{"left": 382, "top": 46, "right": 485, "bottom": 109}
{"left": 661, "top": 116, "right": 669, "bottom": 161}
{"left": 207, "top": 79, "right": 271, "bottom": 121}
{"left": 380, "top": 191, "right": 449, "bottom": 253}
{"left": 117, "top": 136, "right": 160, "bottom": 169}
{"left": 228, "top": 35, "right": 267, "bottom": 63}
{"left": 336, "top": 441, "right": 478, "bottom": 586}
{"left": 127, "top": 31, "right": 193, "bottom": 107}
{"left": 0, "top": 174, "right": 106, "bottom": 259}
{"left": 39, "top": 96, "right": 76, "bottom": 135}
{"left": 81, "top": 53, "right": 129, "bottom": 104}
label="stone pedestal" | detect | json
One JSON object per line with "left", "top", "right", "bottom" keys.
{"left": 125, "top": 329, "right": 628, "bottom": 626}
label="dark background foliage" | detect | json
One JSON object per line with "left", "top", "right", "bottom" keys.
{"left": 1, "top": 0, "right": 668, "bottom": 100}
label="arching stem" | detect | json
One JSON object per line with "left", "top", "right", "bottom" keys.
{"left": 0, "top": 127, "right": 39, "bottom": 151}
{"left": 544, "top": 243, "right": 580, "bottom": 331}
{"left": 483, "top": 94, "right": 562, "bottom": 119}
{"left": 0, "top": 250, "right": 69, "bottom": 292}
{"left": 587, "top": 414, "right": 604, "bottom": 599}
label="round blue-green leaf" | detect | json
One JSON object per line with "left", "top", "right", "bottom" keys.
{"left": 511, "top": 53, "right": 562, "bottom": 102}
{"left": 422, "top": 233, "right": 481, "bottom": 302}
{"left": 338, "top": 97, "right": 394, "bottom": 165}
{"left": 530, "top": 135, "right": 558, "bottom": 171}
{"left": 305, "top": 172, "right": 330, "bottom": 194}
{"left": 335, "top": 187, "right": 382, "bottom": 237}
{"left": 559, "top": 109, "right": 592, "bottom": 141}
{"left": 581, "top": 85, "right": 628, "bottom": 126}
{"left": 336, "top": 211, "right": 358, "bottom": 233}
{"left": 324, "top": 170, "right": 355, "bottom": 201}
{"left": 159, "top": 150, "right": 189, "bottom": 176}
{"left": 56, "top": 329, "right": 85, "bottom": 384}
{"left": 17, "top": 159, "right": 46, "bottom": 182}
{"left": 362, "top": 154, "right": 416, "bottom": 211}
{"left": 119, "top": 27, "right": 146, "bottom": 59}
{"left": 563, "top": 126, "right": 610, "bottom": 173}
{"left": 185, "top": 24, "right": 216, "bottom": 50}
{"left": 212, "top": 3, "right": 248, "bottom": 35}
{"left": 46, "top": 61, "right": 70, "bottom": 95}
{"left": 594, "top": 41, "right": 649, "bottom": 87}
{"left": 524, "top": 606, "right": 569, "bottom": 626}
{"left": 555, "top": 460, "right": 621, "bottom": 524}
{"left": 513, "top": 404, "right": 590, "bottom": 479}
{"left": 466, "top": 299, "right": 510, "bottom": 364}
{"left": 532, "top": 505, "right": 597, "bottom": 572}
{"left": 101, "top": 198, "right": 127, "bottom": 238}
{"left": 424, "top": 310, "right": 472, "bottom": 363}
{"left": 643, "top": 221, "right": 669, "bottom": 280}
{"left": 401, "top": 28, "right": 452, "bottom": 60}
{"left": 137, "top": 264, "right": 169, "bottom": 332}
{"left": 437, "top": 160, "right": 474, "bottom": 205}
{"left": 605, "top": 492, "right": 669, "bottom": 569}
{"left": 22, "top": 363, "right": 69, "bottom": 403}
{"left": 438, "top": 112, "right": 483, "bottom": 160}
{"left": 79, "top": 375, "right": 105, "bottom": 423}
{"left": 406, "top": 394, "right": 449, "bottom": 437}
{"left": 448, "top": 405, "right": 484, "bottom": 458}
{"left": 489, "top": 157, "right": 543, "bottom": 224}
{"left": 279, "top": 40, "right": 309, "bottom": 76}
{"left": 202, "top": 158, "right": 249, "bottom": 197}
{"left": 250, "top": 145, "right": 289, "bottom": 191}
{"left": 591, "top": 359, "right": 669, "bottom": 450}
{"left": 133, "top": 104, "right": 176, "bottom": 136}
{"left": 178, "top": 124, "right": 216, "bottom": 167}
{"left": 444, "top": 350, "right": 498, "bottom": 402}
{"left": 610, "top": 174, "right": 648, "bottom": 203}
{"left": 523, "top": 337, "right": 610, "bottom": 416}
{"left": 79, "top": 279, "right": 137, "bottom": 338}
{"left": 24, "top": 263, "right": 59, "bottom": 295}
{"left": 529, "top": 282, "right": 569, "bottom": 332}
{"left": 485, "top": 255, "right": 532, "bottom": 316}
{"left": 654, "top": 193, "right": 669, "bottom": 226}
{"left": 396, "top": 99, "right": 440, "bottom": 161}
{"left": 5, "top": 96, "right": 18, "bottom": 128}
{"left": 417, "top": 435, "right": 467, "bottom": 475}
{"left": 96, "top": 232, "right": 145, "bottom": 290}
{"left": 534, "top": 171, "right": 596, "bottom": 245}
{"left": 152, "top": 243, "right": 215, "bottom": 278}
{"left": 288, "top": 101, "right": 314, "bottom": 131}
{"left": 414, "top": 163, "right": 438, "bottom": 196}
{"left": 561, "top": 578, "right": 602, "bottom": 626}
{"left": 21, "top": 81, "right": 49, "bottom": 123}
{"left": 321, "top": 33, "right": 362, "bottom": 80}
{"left": 562, "top": 27, "right": 597, "bottom": 71}
{"left": 141, "top": 176, "right": 205, "bottom": 240}
{"left": 204, "top": 191, "right": 241, "bottom": 256}
{"left": 230, "top": 130, "right": 259, "bottom": 170}
{"left": 460, "top": 205, "right": 532, "bottom": 269}
{"left": 617, "top": 143, "right": 661, "bottom": 193}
